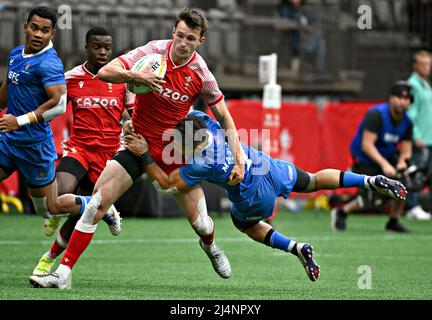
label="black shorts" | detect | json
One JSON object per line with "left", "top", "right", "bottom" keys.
{"left": 56, "top": 157, "right": 94, "bottom": 192}
{"left": 112, "top": 149, "right": 145, "bottom": 182}
{"left": 231, "top": 214, "right": 260, "bottom": 231}
{"left": 230, "top": 166, "right": 311, "bottom": 231}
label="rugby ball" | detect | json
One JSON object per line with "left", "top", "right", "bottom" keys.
{"left": 127, "top": 53, "right": 167, "bottom": 94}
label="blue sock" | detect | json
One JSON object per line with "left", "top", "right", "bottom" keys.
{"left": 269, "top": 231, "right": 295, "bottom": 252}
{"left": 340, "top": 171, "right": 366, "bottom": 188}
{"left": 77, "top": 195, "right": 113, "bottom": 225}
{"left": 78, "top": 196, "right": 91, "bottom": 215}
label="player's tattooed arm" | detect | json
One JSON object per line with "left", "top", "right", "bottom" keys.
{"left": 124, "top": 133, "right": 189, "bottom": 191}
{"left": 210, "top": 100, "right": 245, "bottom": 185}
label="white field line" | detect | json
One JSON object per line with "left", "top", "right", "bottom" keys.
{"left": 0, "top": 234, "right": 431, "bottom": 246}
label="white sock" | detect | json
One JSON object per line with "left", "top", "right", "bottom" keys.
{"left": 56, "top": 264, "right": 71, "bottom": 279}
{"left": 45, "top": 251, "right": 55, "bottom": 260}
{"left": 364, "top": 175, "right": 373, "bottom": 189}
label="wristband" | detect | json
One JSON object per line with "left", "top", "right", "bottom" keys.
{"left": 140, "top": 151, "right": 155, "bottom": 166}
{"left": 16, "top": 112, "right": 38, "bottom": 127}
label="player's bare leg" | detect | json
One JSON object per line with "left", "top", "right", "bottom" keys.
{"left": 30, "top": 160, "right": 133, "bottom": 289}
{"left": 174, "top": 186, "right": 231, "bottom": 279}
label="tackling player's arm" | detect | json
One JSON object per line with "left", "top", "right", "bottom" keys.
{"left": 98, "top": 58, "right": 164, "bottom": 91}
{"left": 0, "top": 80, "right": 7, "bottom": 110}
{"left": 210, "top": 100, "right": 245, "bottom": 185}
{"left": 0, "top": 84, "right": 66, "bottom": 133}
{"left": 362, "top": 130, "right": 397, "bottom": 177}
{"left": 123, "top": 132, "right": 189, "bottom": 192}
{"left": 396, "top": 122, "right": 413, "bottom": 171}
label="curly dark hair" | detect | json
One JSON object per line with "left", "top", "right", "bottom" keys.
{"left": 175, "top": 115, "right": 208, "bottom": 152}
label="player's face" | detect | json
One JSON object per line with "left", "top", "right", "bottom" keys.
{"left": 390, "top": 95, "right": 411, "bottom": 116}
{"left": 172, "top": 21, "right": 205, "bottom": 63}
{"left": 85, "top": 36, "right": 113, "bottom": 70}
{"left": 414, "top": 55, "right": 432, "bottom": 79}
{"left": 24, "top": 15, "right": 55, "bottom": 54}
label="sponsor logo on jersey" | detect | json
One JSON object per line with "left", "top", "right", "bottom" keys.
{"left": 384, "top": 132, "right": 400, "bottom": 143}
{"left": 25, "top": 63, "right": 30, "bottom": 70}
{"left": 8, "top": 70, "right": 20, "bottom": 84}
{"left": 9, "top": 58, "right": 14, "bottom": 65}
{"left": 155, "top": 86, "right": 190, "bottom": 103}
{"left": 75, "top": 96, "right": 120, "bottom": 108}
{"left": 79, "top": 81, "right": 84, "bottom": 88}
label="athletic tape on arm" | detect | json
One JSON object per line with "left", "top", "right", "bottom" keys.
{"left": 42, "top": 93, "right": 67, "bottom": 122}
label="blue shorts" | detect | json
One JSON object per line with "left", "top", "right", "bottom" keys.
{"left": 0, "top": 135, "right": 57, "bottom": 187}
{"left": 230, "top": 159, "right": 297, "bottom": 223}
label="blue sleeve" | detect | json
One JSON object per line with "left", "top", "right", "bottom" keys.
{"left": 179, "top": 163, "right": 214, "bottom": 187}
{"left": 39, "top": 56, "right": 66, "bottom": 88}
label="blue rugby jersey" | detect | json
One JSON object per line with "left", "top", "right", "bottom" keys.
{"left": 5, "top": 41, "right": 65, "bottom": 144}
{"left": 179, "top": 111, "right": 295, "bottom": 204}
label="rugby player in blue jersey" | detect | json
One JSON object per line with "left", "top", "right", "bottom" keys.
{"left": 122, "top": 110, "right": 408, "bottom": 282}
{"left": 0, "top": 6, "right": 70, "bottom": 221}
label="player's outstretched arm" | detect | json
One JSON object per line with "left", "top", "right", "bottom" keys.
{"left": 0, "top": 84, "right": 66, "bottom": 133}
{"left": 124, "top": 132, "right": 189, "bottom": 192}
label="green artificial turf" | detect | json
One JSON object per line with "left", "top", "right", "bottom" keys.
{"left": 1, "top": 210, "right": 431, "bottom": 300}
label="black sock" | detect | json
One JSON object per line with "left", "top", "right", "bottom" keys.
{"left": 263, "top": 229, "right": 275, "bottom": 247}
{"left": 291, "top": 243, "right": 298, "bottom": 257}
{"left": 338, "top": 207, "right": 347, "bottom": 217}
{"left": 389, "top": 217, "right": 398, "bottom": 224}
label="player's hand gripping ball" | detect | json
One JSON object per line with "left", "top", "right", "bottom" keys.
{"left": 128, "top": 53, "right": 167, "bottom": 94}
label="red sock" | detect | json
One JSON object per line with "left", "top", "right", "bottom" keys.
{"left": 49, "top": 235, "right": 67, "bottom": 259}
{"left": 197, "top": 230, "right": 214, "bottom": 245}
{"left": 60, "top": 229, "right": 94, "bottom": 269}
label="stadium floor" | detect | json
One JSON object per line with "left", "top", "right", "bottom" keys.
{"left": 1, "top": 210, "right": 431, "bottom": 300}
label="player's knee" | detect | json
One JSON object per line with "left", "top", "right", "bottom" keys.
{"left": 191, "top": 197, "right": 213, "bottom": 235}
{"left": 193, "top": 215, "right": 214, "bottom": 235}
{"left": 31, "top": 196, "right": 55, "bottom": 218}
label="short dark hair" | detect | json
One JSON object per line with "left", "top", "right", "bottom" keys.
{"left": 175, "top": 115, "right": 208, "bottom": 151}
{"left": 175, "top": 8, "right": 208, "bottom": 36}
{"left": 86, "top": 26, "right": 112, "bottom": 44}
{"left": 27, "top": 6, "right": 58, "bottom": 28}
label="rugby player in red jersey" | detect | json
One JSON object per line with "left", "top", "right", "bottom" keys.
{"left": 30, "top": 27, "right": 134, "bottom": 281}
{"left": 29, "top": 8, "right": 244, "bottom": 289}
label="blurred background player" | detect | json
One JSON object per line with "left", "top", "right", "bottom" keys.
{"left": 31, "top": 26, "right": 134, "bottom": 278}
{"left": 405, "top": 50, "right": 432, "bottom": 220}
{"left": 121, "top": 111, "right": 407, "bottom": 282}
{"left": 331, "top": 81, "right": 413, "bottom": 233}
{"left": 0, "top": 6, "right": 67, "bottom": 220}
{"left": 29, "top": 8, "right": 244, "bottom": 289}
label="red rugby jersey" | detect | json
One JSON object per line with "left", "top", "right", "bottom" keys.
{"left": 65, "top": 63, "right": 135, "bottom": 151}
{"left": 117, "top": 40, "right": 224, "bottom": 141}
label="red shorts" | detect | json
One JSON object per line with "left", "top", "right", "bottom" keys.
{"left": 61, "top": 142, "right": 116, "bottom": 184}
{"left": 146, "top": 136, "right": 182, "bottom": 175}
